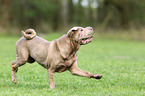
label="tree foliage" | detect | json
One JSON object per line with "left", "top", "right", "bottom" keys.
{"left": 0, "top": 0, "right": 145, "bottom": 33}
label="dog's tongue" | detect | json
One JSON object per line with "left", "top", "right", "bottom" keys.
{"left": 81, "top": 40, "right": 86, "bottom": 44}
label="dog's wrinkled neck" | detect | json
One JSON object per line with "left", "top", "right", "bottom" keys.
{"left": 56, "top": 35, "right": 80, "bottom": 60}
{"left": 68, "top": 37, "right": 80, "bottom": 59}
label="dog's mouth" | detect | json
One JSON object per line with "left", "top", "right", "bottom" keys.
{"left": 80, "top": 36, "right": 93, "bottom": 45}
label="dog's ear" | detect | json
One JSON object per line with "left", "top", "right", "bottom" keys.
{"left": 71, "top": 27, "right": 78, "bottom": 31}
{"left": 67, "top": 27, "right": 79, "bottom": 38}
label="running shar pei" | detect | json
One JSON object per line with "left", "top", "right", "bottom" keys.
{"left": 11, "top": 27, "right": 102, "bottom": 88}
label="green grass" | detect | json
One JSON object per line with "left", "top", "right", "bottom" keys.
{"left": 0, "top": 34, "right": 145, "bottom": 96}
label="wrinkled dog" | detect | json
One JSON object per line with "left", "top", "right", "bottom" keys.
{"left": 11, "top": 27, "right": 102, "bottom": 88}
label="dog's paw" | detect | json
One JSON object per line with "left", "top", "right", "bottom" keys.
{"left": 12, "top": 79, "right": 17, "bottom": 84}
{"left": 94, "top": 74, "right": 102, "bottom": 79}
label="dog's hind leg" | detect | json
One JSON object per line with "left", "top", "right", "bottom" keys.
{"left": 11, "top": 60, "right": 18, "bottom": 84}
{"left": 11, "top": 48, "right": 29, "bottom": 84}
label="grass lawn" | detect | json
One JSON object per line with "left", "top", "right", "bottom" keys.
{"left": 0, "top": 33, "right": 145, "bottom": 96}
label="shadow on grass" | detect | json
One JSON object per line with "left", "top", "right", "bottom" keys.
{"left": 1, "top": 78, "right": 103, "bottom": 90}
{"left": 1, "top": 81, "right": 84, "bottom": 90}
{"left": 1, "top": 81, "right": 49, "bottom": 90}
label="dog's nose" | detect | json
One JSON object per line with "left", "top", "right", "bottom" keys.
{"left": 86, "top": 27, "right": 93, "bottom": 31}
{"left": 90, "top": 27, "right": 93, "bottom": 31}
{"left": 86, "top": 27, "right": 93, "bottom": 35}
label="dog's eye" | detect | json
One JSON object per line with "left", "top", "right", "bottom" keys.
{"left": 81, "top": 29, "right": 83, "bottom": 31}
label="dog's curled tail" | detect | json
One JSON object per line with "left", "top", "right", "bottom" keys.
{"left": 22, "top": 29, "right": 36, "bottom": 40}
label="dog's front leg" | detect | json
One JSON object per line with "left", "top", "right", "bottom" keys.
{"left": 69, "top": 61, "right": 102, "bottom": 79}
{"left": 48, "top": 69, "right": 55, "bottom": 89}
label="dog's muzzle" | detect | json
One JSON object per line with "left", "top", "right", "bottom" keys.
{"left": 80, "top": 36, "right": 93, "bottom": 45}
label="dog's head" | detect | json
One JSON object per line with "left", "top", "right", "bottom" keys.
{"left": 67, "top": 27, "right": 93, "bottom": 45}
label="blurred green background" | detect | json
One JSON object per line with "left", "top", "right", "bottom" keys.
{"left": 0, "top": 0, "right": 145, "bottom": 39}
{"left": 0, "top": 1, "right": 145, "bottom": 95}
